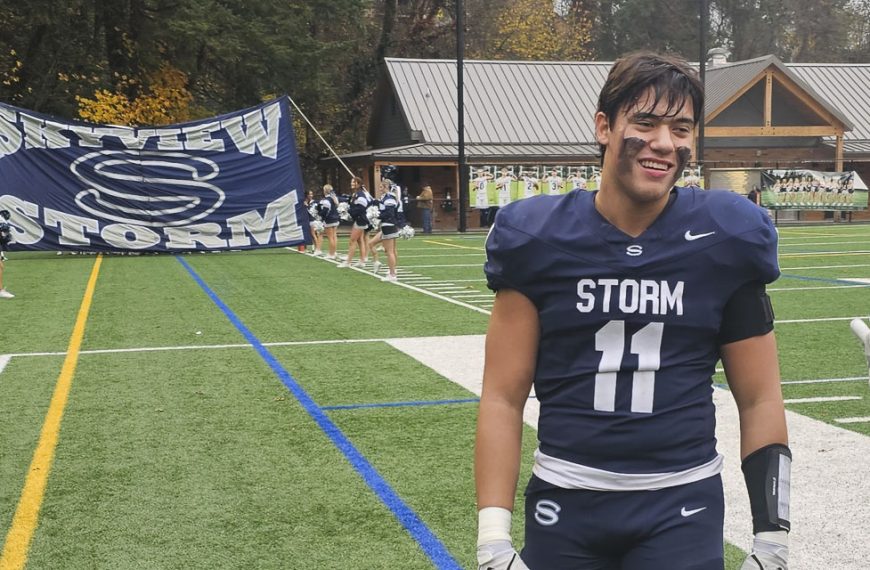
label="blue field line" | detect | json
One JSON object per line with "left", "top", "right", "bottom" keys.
{"left": 780, "top": 273, "right": 870, "bottom": 286}
{"left": 323, "top": 397, "right": 479, "bottom": 411}
{"left": 176, "top": 257, "right": 462, "bottom": 570}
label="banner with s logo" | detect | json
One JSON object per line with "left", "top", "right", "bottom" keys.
{"left": 0, "top": 97, "right": 309, "bottom": 252}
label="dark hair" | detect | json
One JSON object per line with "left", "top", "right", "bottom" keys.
{"left": 597, "top": 51, "right": 704, "bottom": 160}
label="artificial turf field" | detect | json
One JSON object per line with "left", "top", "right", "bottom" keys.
{"left": 1, "top": 223, "right": 869, "bottom": 569}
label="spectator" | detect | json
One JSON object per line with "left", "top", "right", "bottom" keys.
{"left": 747, "top": 185, "right": 761, "bottom": 205}
{"left": 417, "top": 185, "right": 434, "bottom": 234}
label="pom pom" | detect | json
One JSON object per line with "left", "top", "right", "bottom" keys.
{"left": 366, "top": 205, "right": 381, "bottom": 230}
{"left": 311, "top": 220, "right": 325, "bottom": 232}
{"left": 308, "top": 203, "right": 321, "bottom": 221}
{"left": 337, "top": 202, "right": 351, "bottom": 221}
{"left": 398, "top": 225, "right": 415, "bottom": 240}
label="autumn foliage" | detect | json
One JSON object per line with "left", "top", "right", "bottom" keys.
{"left": 76, "top": 64, "right": 193, "bottom": 126}
{"left": 492, "top": 0, "right": 592, "bottom": 60}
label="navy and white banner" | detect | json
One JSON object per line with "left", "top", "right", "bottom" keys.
{"left": 0, "top": 97, "right": 309, "bottom": 252}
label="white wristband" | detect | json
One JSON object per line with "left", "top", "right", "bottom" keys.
{"left": 755, "top": 530, "right": 788, "bottom": 547}
{"left": 477, "top": 506, "right": 512, "bottom": 546}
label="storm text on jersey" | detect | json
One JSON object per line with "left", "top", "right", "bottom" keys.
{"left": 576, "top": 278, "right": 685, "bottom": 316}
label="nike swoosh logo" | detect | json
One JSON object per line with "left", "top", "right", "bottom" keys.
{"left": 681, "top": 506, "right": 707, "bottom": 517}
{"left": 684, "top": 230, "right": 716, "bottom": 241}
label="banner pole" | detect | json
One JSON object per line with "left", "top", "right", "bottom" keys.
{"left": 285, "top": 95, "right": 355, "bottom": 178}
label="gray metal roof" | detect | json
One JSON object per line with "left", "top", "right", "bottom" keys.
{"left": 377, "top": 57, "right": 870, "bottom": 158}
{"left": 704, "top": 56, "right": 773, "bottom": 118}
{"left": 789, "top": 63, "right": 870, "bottom": 141}
{"left": 337, "top": 142, "right": 600, "bottom": 162}
{"left": 385, "top": 58, "right": 610, "bottom": 145}
{"left": 706, "top": 55, "right": 854, "bottom": 130}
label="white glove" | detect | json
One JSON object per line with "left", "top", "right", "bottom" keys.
{"left": 477, "top": 540, "right": 530, "bottom": 570}
{"left": 740, "top": 531, "right": 788, "bottom": 570}
{"left": 850, "top": 318, "right": 870, "bottom": 382}
{"left": 477, "top": 507, "right": 530, "bottom": 570}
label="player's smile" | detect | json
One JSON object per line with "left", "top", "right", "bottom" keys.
{"left": 638, "top": 157, "right": 673, "bottom": 178}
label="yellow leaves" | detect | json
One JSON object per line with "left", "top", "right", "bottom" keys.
{"left": 1, "top": 56, "right": 22, "bottom": 86}
{"left": 77, "top": 63, "right": 194, "bottom": 126}
{"left": 493, "top": 0, "right": 592, "bottom": 61}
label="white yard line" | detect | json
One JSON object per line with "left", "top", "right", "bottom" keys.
{"left": 780, "top": 250, "right": 870, "bottom": 257}
{"left": 835, "top": 417, "right": 870, "bottom": 424}
{"left": 769, "top": 284, "right": 870, "bottom": 292}
{"left": 777, "top": 316, "right": 864, "bottom": 324}
{"left": 783, "top": 396, "right": 862, "bottom": 404}
{"left": 387, "top": 334, "right": 870, "bottom": 570}
{"left": 782, "top": 376, "right": 868, "bottom": 385}
{"left": 781, "top": 263, "right": 870, "bottom": 270}
{"left": 779, "top": 240, "right": 870, "bottom": 247}
{"left": 0, "top": 355, "right": 10, "bottom": 374}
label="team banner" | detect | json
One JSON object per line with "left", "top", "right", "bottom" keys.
{"left": 0, "top": 97, "right": 309, "bottom": 252}
{"left": 760, "top": 169, "right": 868, "bottom": 210}
{"left": 468, "top": 164, "right": 704, "bottom": 208}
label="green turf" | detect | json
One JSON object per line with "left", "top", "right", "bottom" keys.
{"left": 1, "top": 224, "right": 869, "bottom": 568}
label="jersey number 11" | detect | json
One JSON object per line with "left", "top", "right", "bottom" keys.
{"left": 594, "top": 321, "right": 664, "bottom": 413}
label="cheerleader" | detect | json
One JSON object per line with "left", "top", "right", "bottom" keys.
{"left": 367, "top": 183, "right": 401, "bottom": 282}
{"left": 304, "top": 190, "right": 323, "bottom": 255}
{"left": 338, "top": 176, "right": 373, "bottom": 268}
{"left": 317, "top": 184, "right": 340, "bottom": 259}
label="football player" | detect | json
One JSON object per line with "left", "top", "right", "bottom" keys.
{"left": 544, "top": 169, "right": 563, "bottom": 195}
{"left": 496, "top": 169, "right": 516, "bottom": 208}
{"left": 476, "top": 52, "right": 790, "bottom": 570}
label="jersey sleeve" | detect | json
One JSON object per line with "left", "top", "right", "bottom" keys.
{"left": 483, "top": 204, "right": 537, "bottom": 297}
{"left": 710, "top": 191, "right": 780, "bottom": 285}
{"left": 736, "top": 203, "right": 780, "bottom": 285}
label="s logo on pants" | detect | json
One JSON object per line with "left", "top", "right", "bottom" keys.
{"left": 534, "top": 499, "right": 561, "bottom": 526}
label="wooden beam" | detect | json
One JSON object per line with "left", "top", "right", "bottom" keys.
{"left": 373, "top": 161, "right": 457, "bottom": 167}
{"left": 836, "top": 135, "right": 844, "bottom": 171}
{"left": 705, "top": 125, "right": 842, "bottom": 137}
{"left": 764, "top": 72, "right": 773, "bottom": 127}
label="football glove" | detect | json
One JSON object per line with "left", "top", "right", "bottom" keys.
{"left": 740, "top": 531, "right": 788, "bottom": 570}
{"left": 477, "top": 540, "right": 530, "bottom": 570}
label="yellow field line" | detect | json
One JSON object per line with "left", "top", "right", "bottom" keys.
{"left": 421, "top": 239, "right": 483, "bottom": 251}
{"left": 0, "top": 255, "right": 103, "bottom": 570}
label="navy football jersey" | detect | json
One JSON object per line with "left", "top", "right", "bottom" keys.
{"left": 484, "top": 187, "right": 779, "bottom": 476}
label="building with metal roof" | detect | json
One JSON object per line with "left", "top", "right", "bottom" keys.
{"left": 324, "top": 53, "right": 870, "bottom": 228}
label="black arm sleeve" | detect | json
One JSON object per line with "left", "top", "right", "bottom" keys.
{"left": 718, "top": 281, "right": 775, "bottom": 345}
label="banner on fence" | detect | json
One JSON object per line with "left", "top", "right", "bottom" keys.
{"left": 760, "top": 169, "right": 868, "bottom": 210}
{"left": 0, "top": 97, "right": 309, "bottom": 252}
{"left": 467, "top": 164, "right": 704, "bottom": 208}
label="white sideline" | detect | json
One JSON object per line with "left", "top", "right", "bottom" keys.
{"left": 0, "top": 355, "right": 9, "bottom": 374}
{"left": 387, "top": 334, "right": 870, "bottom": 570}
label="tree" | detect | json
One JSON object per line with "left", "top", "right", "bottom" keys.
{"left": 490, "top": 0, "right": 592, "bottom": 60}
